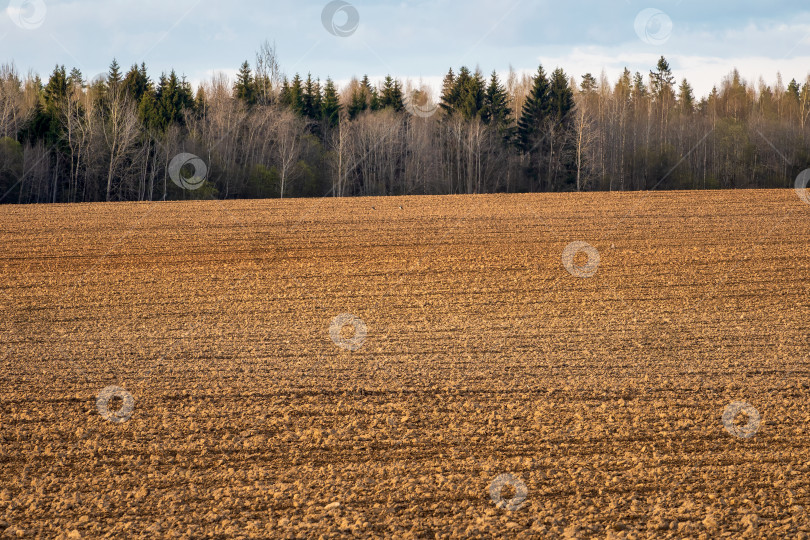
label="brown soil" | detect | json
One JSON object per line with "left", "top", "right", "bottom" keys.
{"left": 1, "top": 190, "right": 809, "bottom": 538}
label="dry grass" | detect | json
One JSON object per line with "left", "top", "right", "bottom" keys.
{"left": 1, "top": 190, "right": 809, "bottom": 538}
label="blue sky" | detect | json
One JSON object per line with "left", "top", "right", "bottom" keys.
{"left": 3, "top": 0, "right": 810, "bottom": 98}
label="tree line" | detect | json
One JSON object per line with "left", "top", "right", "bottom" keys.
{"left": 1, "top": 43, "right": 809, "bottom": 204}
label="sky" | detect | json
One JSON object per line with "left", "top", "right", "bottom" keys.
{"left": 2, "top": 0, "right": 810, "bottom": 99}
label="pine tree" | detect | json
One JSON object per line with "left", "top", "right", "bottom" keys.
{"left": 321, "top": 78, "right": 341, "bottom": 127}
{"left": 632, "top": 72, "right": 647, "bottom": 103}
{"left": 516, "top": 65, "right": 551, "bottom": 152}
{"left": 649, "top": 56, "right": 675, "bottom": 103}
{"left": 580, "top": 73, "right": 597, "bottom": 94}
{"left": 615, "top": 68, "right": 632, "bottom": 105}
{"left": 67, "top": 67, "right": 83, "bottom": 91}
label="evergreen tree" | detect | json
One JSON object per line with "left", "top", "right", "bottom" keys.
{"left": 801, "top": 80, "right": 810, "bottom": 115}
{"left": 123, "top": 63, "right": 152, "bottom": 103}
{"left": 107, "top": 59, "right": 123, "bottom": 89}
{"left": 43, "top": 65, "right": 68, "bottom": 110}
{"left": 439, "top": 68, "right": 456, "bottom": 115}
{"left": 456, "top": 68, "right": 486, "bottom": 119}
{"left": 580, "top": 73, "right": 597, "bottom": 94}
{"left": 89, "top": 72, "right": 107, "bottom": 101}
{"left": 286, "top": 74, "right": 305, "bottom": 116}
{"left": 361, "top": 75, "right": 380, "bottom": 111}
{"left": 516, "top": 65, "right": 551, "bottom": 152}
{"left": 347, "top": 79, "right": 368, "bottom": 119}
{"left": 678, "top": 78, "right": 695, "bottom": 113}
{"left": 138, "top": 90, "right": 160, "bottom": 131}
{"left": 302, "top": 73, "right": 320, "bottom": 119}
{"left": 548, "top": 68, "right": 573, "bottom": 123}
{"left": 787, "top": 78, "right": 801, "bottom": 102}
{"left": 615, "top": 68, "right": 632, "bottom": 105}
{"left": 482, "top": 71, "right": 512, "bottom": 139}
{"left": 41, "top": 65, "right": 68, "bottom": 144}
{"left": 18, "top": 98, "right": 50, "bottom": 145}
{"left": 632, "top": 71, "right": 648, "bottom": 103}
{"left": 67, "top": 67, "right": 83, "bottom": 91}
{"left": 194, "top": 87, "right": 207, "bottom": 114}
{"left": 235, "top": 60, "right": 256, "bottom": 105}
{"left": 311, "top": 78, "right": 322, "bottom": 117}
{"left": 380, "top": 75, "right": 405, "bottom": 112}
{"left": 321, "top": 78, "right": 341, "bottom": 127}
{"left": 649, "top": 56, "right": 675, "bottom": 103}
{"left": 155, "top": 70, "right": 194, "bottom": 128}
{"left": 451, "top": 67, "right": 473, "bottom": 115}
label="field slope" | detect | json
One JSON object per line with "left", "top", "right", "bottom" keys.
{"left": 1, "top": 190, "right": 809, "bottom": 538}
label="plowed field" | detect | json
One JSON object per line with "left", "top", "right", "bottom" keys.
{"left": 1, "top": 190, "right": 810, "bottom": 538}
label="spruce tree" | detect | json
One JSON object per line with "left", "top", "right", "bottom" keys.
{"left": 40, "top": 65, "right": 68, "bottom": 145}
{"left": 787, "top": 78, "right": 801, "bottom": 102}
{"left": 360, "top": 75, "right": 380, "bottom": 111}
{"left": 678, "top": 78, "right": 694, "bottom": 113}
{"left": 43, "top": 65, "right": 68, "bottom": 110}
{"left": 482, "top": 71, "right": 513, "bottom": 140}
{"left": 287, "top": 74, "right": 305, "bottom": 116}
{"left": 456, "top": 68, "right": 485, "bottom": 119}
{"left": 439, "top": 68, "right": 456, "bottom": 115}
{"left": 279, "top": 77, "right": 291, "bottom": 105}
{"left": 155, "top": 70, "right": 194, "bottom": 128}
{"left": 194, "top": 87, "right": 207, "bottom": 115}
{"left": 123, "top": 63, "right": 151, "bottom": 102}
{"left": 380, "top": 75, "right": 405, "bottom": 112}
{"left": 347, "top": 81, "right": 368, "bottom": 119}
{"left": 138, "top": 90, "right": 160, "bottom": 131}
{"left": 302, "top": 73, "right": 319, "bottom": 119}
{"left": 516, "top": 65, "right": 551, "bottom": 152}
{"left": 311, "top": 78, "right": 322, "bottom": 117}
{"left": 235, "top": 61, "right": 256, "bottom": 105}
{"left": 321, "top": 78, "right": 341, "bottom": 126}
{"left": 452, "top": 67, "right": 473, "bottom": 114}
{"left": 107, "top": 59, "right": 122, "bottom": 89}
{"left": 548, "top": 68, "right": 573, "bottom": 123}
